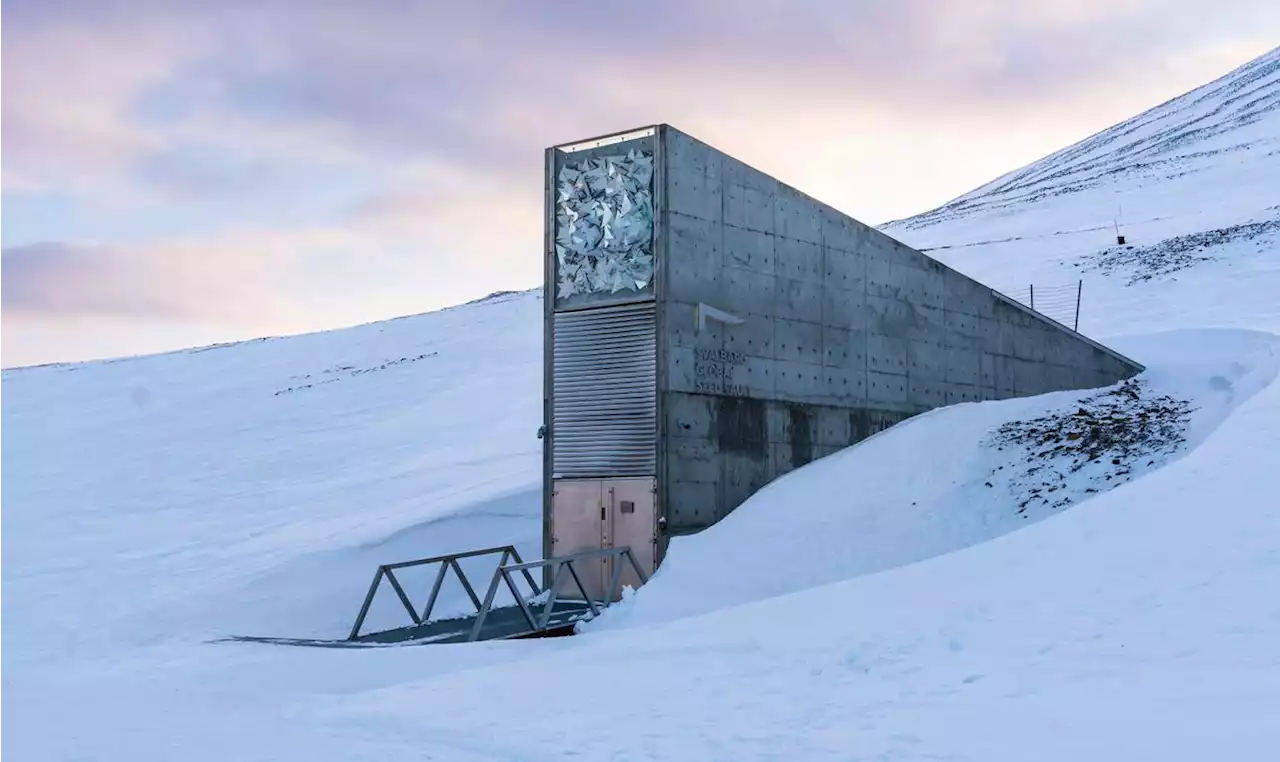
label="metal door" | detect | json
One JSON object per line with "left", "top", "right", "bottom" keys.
{"left": 549, "top": 479, "right": 606, "bottom": 601}
{"left": 604, "top": 476, "right": 657, "bottom": 599}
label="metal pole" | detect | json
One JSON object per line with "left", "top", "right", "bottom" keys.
{"left": 502, "top": 569, "right": 539, "bottom": 632}
{"left": 383, "top": 569, "right": 422, "bottom": 625}
{"left": 420, "top": 562, "right": 450, "bottom": 623}
{"left": 468, "top": 567, "right": 506, "bottom": 642}
{"left": 1074, "top": 279, "right": 1082, "bottom": 332}
{"left": 623, "top": 548, "right": 650, "bottom": 585}
{"left": 347, "top": 567, "right": 386, "bottom": 641}
{"left": 449, "top": 558, "right": 483, "bottom": 611}
{"left": 565, "top": 560, "right": 601, "bottom": 617}
{"left": 538, "top": 562, "right": 567, "bottom": 630}
{"left": 1030, "top": 283, "right": 1035, "bottom": 311}
{"left": 507, "top": 546, "right": 542, "bottom": 596}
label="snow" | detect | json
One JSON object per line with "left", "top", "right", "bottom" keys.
{"left": 587, "top": 328, "right": 1280, "bottom": 634}
{"left": 1, "top": 290, "right": 547, "bottom": 662}
{"left": 882, "top": 46, "right": 1280, "bottom": 340}
{"left": 4, "top": 47, "right": 1280, "bottom": 761}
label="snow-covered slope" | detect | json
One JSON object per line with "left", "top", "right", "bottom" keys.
{"left": 589, "top": 328, "right": 1279, "bottom": 633}
{"left": 4, "top": 47, "right": 1280, "bottom": 761}
{"left": 892, "top": 46, "right": 1279, "bottom": 237}
{"left": 2, "top": 290, "right": 546, "bottom": 662}
{"left": 883, "top": 45, "right": 1280, "bottom": 337}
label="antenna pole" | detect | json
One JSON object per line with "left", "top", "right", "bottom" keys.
{"left": 1074, "top": 279, "right": 1082, "bottom": 332}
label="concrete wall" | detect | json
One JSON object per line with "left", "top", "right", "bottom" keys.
{"left": 656, "top": 125, "right": 1142, "bottom": 534}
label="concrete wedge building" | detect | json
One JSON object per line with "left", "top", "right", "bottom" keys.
{"left": 541, "top": 124, "right": 1143, "bottom": 597}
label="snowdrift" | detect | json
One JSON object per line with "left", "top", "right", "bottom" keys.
{"left": 590, "top": 328, "right": 1280, "bottom": 632}
{"left": 1, "top": 290, "right": 545, "bottom": 658}
{"left": 354, "top": 361, "right": 1280, "bottom": 762}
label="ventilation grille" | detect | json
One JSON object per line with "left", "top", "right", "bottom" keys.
{"left": 552, "top": 302, "right": 657, "bottom": 477}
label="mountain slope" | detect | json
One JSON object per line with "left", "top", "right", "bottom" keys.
{"left": 1, "top": 291, "right": 545, "bottom": 661}
{"left": 890, "top": 45, "right": 1278, "bottom": 237}
{"left": 882, "top": 45, "right": 1280, "bottom": 338}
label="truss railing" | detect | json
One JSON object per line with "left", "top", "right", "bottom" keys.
{"left": 467, "top": 546, "right": 649, "bottom": 642}
{"left": 347, "top": 544, "right": 540, "bottom": 641}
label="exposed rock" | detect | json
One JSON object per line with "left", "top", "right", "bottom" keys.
{"left": 987, "top": 379, "right": 1195, "bottom": 516}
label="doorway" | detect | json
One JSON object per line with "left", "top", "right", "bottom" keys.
{"left": 549, "top": 476, "right": 656, "bottom": 602}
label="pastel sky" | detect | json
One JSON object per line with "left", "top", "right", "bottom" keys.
{"left": 3, "top": 1, "right": 1277, "bottom": 367}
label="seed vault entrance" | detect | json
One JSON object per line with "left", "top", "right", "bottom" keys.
{"left": 543, "top": 128, "right": 663, "bottom": 595}
{"left": 230, "top": 122, "right": 1146, "bottom": 649}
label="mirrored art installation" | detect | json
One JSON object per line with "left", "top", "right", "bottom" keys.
{"left": 555, "top": 147, "right": 654, "bottom": 303}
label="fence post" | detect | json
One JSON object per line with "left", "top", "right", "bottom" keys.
{"left": 1074, "top": 279, "right": 1082, "bottom": 332}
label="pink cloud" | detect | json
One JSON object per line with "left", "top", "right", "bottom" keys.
{"left": 1, "top": 222, "right": 378, "bottom": 323}
{"left": 1, "top": 14, "right": 211, "bottom": 195}
{"left": 2, "top": 0, "right": 1276, "bottom": 368}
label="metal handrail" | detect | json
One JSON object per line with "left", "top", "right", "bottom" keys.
{"left": 468, "top": 546, "right": 648, "bottom": 642}
{"left": 348, "top": 544, "right": 540, "bottom": 640}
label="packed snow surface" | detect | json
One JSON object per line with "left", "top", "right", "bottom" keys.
{"left": 5, "top": 47, "right": 1280, "bottom": 761}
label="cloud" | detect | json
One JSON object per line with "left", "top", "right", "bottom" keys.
{"left": 130, "top": 147, "right": 263, "bottom": 199}
{"left": 1, "top": 169, "right": 47, "bottom": 195}
{"left": 1, "top": 233, "right": 332, "bottom": 322}
{"left": 8, "top": 0, "right": 1276, "bottom": 201}
{"left": 347, "top": 187, "right": 544, "bottom": 291}
{"left": 1, "top": 0, "right": 1276, "bottom": 367}
{"left": 0, "top": 205, "right": 543, "bottom": 329}
{"left": 2, "top": 242, "right": 174, "bottom": 319}
{"left": 0, "top": 10, "right": 210, "bottom": 196}
{"left": 172, "top": 2, "right": 1279, "bottom": 128}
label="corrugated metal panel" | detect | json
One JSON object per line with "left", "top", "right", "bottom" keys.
{"left": 552, "top": 302, "right": 657, "bottom": 477}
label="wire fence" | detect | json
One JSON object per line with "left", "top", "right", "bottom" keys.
{"left": 998, "top": 280, "right": 1083, "bottom": 331}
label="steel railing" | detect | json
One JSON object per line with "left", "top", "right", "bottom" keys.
{"left": 348, "top": 544, "right": 540, "bottom": 641}
{"left": 468, "top": 545, "right": 648, "bottom": 642}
